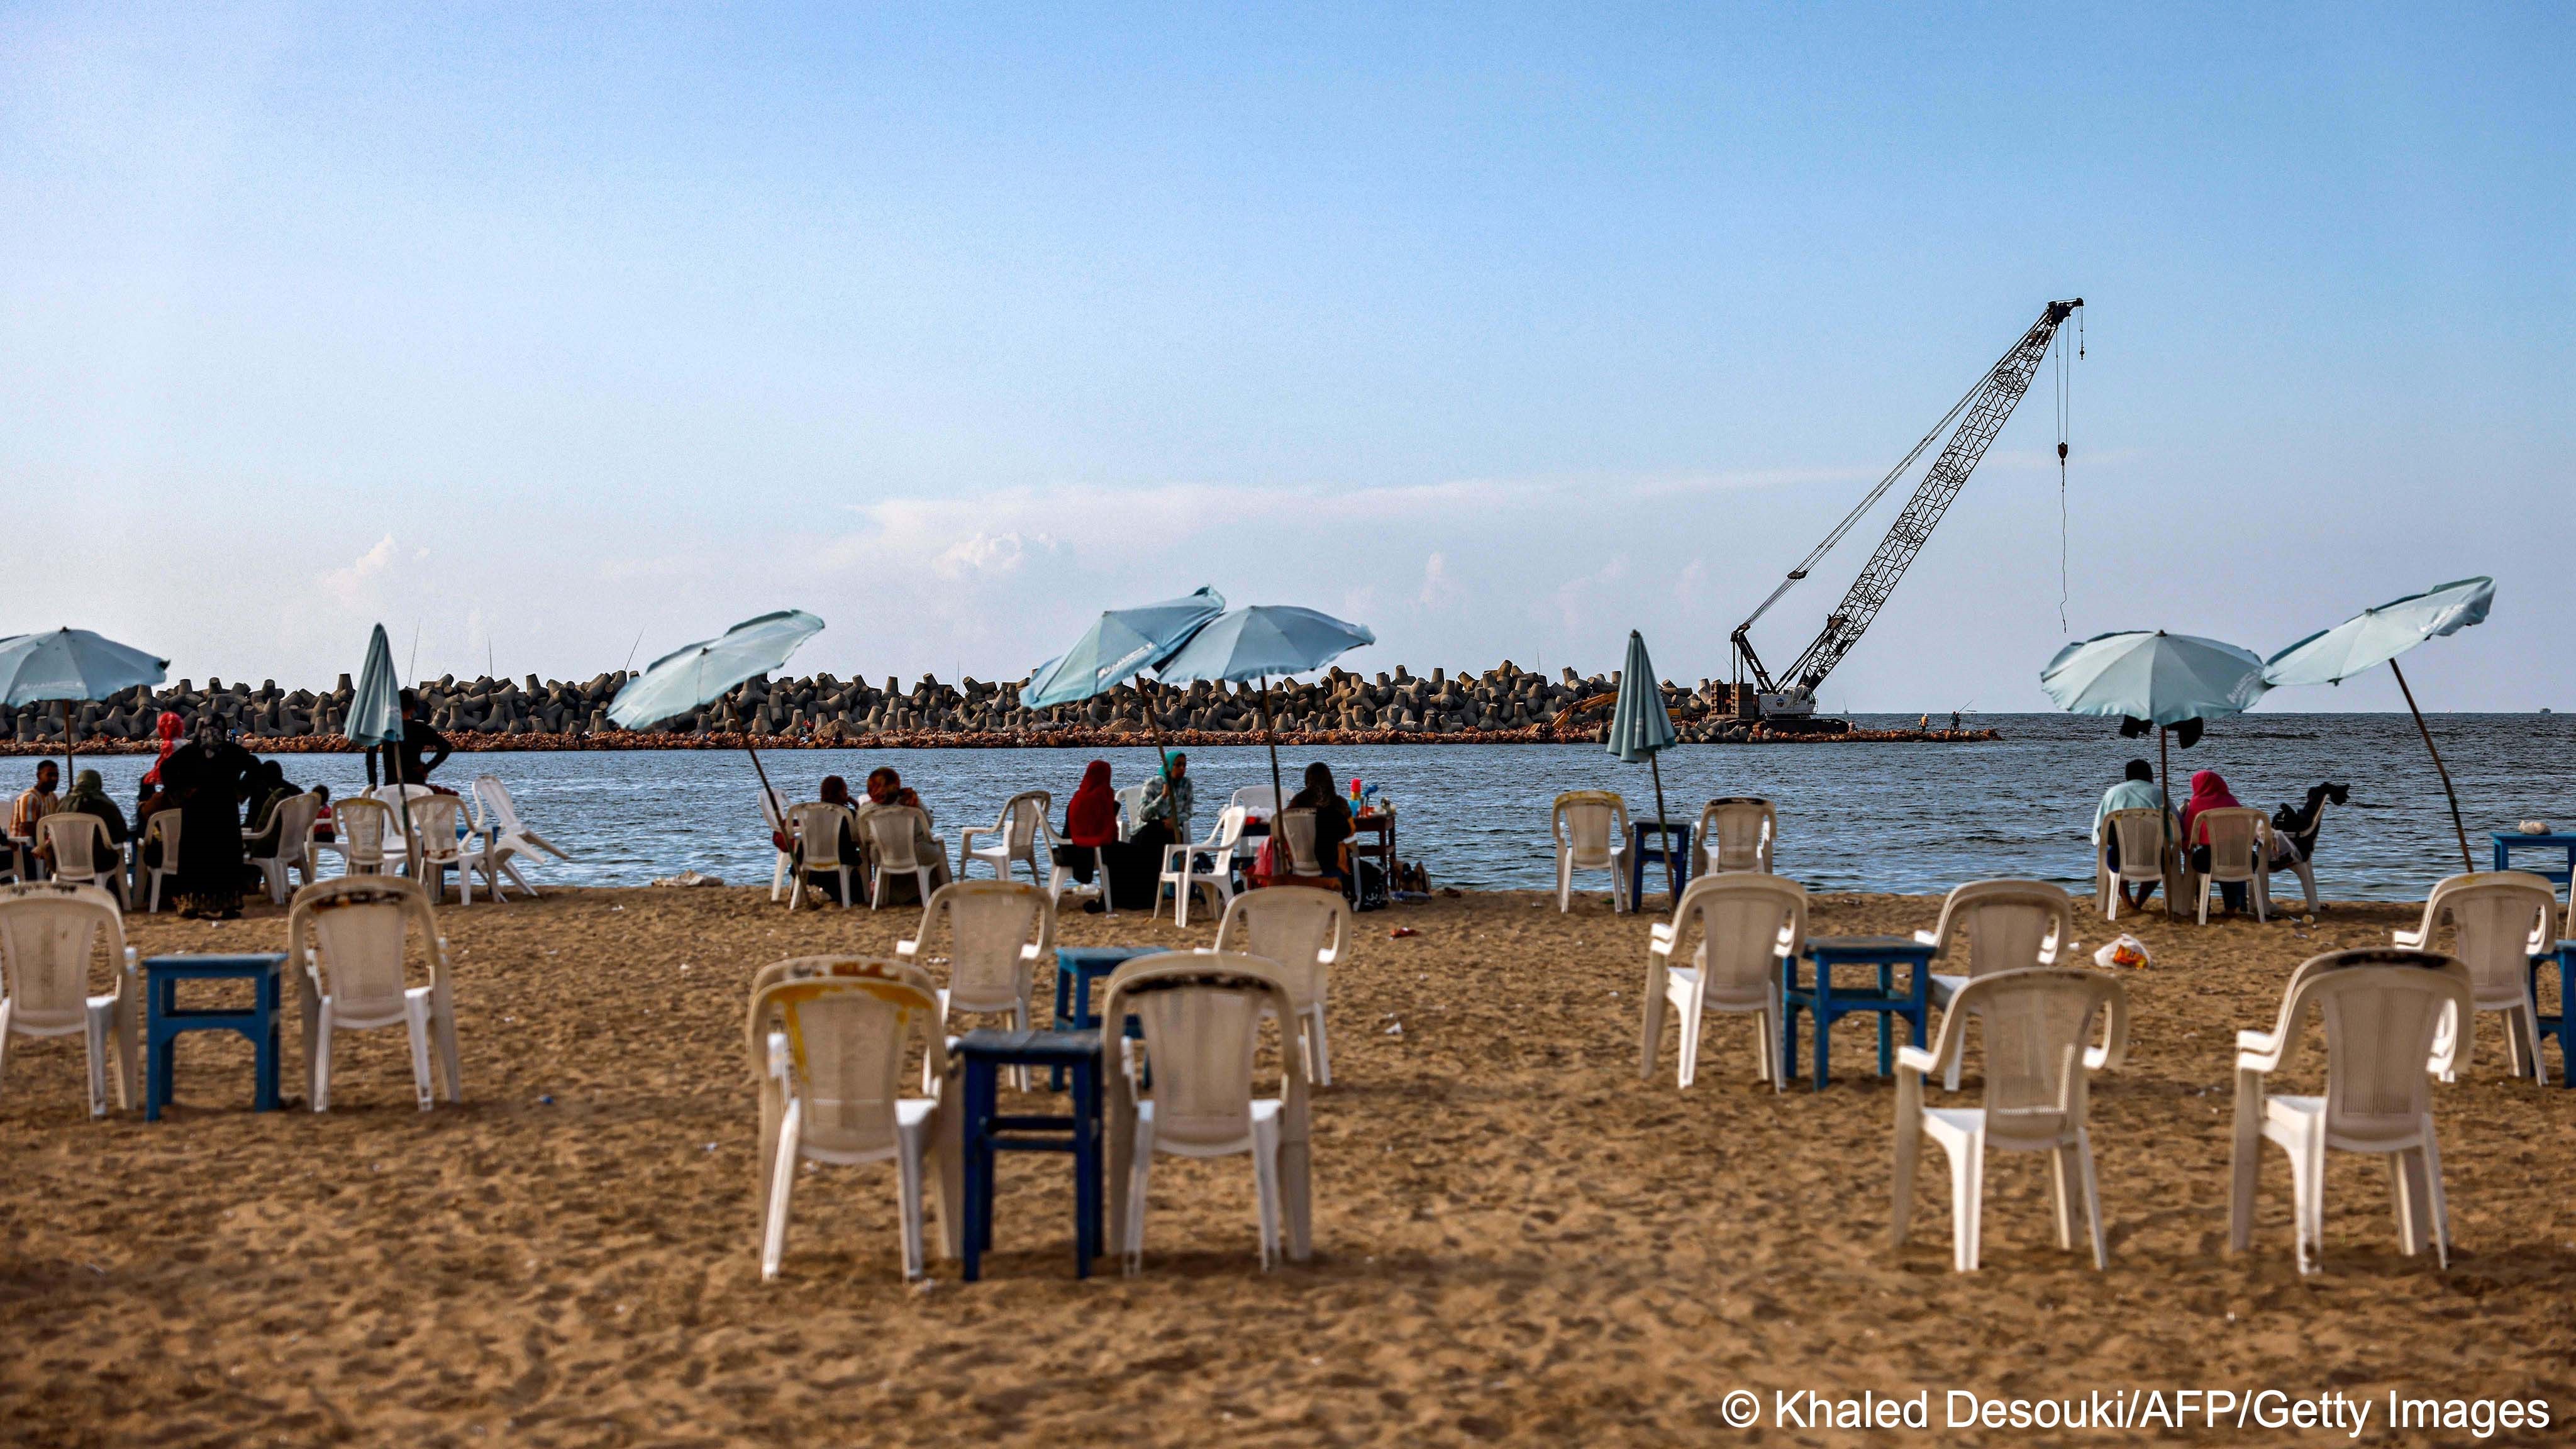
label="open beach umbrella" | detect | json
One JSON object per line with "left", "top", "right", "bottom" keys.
{"left": 610, "top": 609, "right": 824, "bottom": 821}
{"left": 345, "top": 623, "right": 426, "bottom": 876}
{"left": 2265, "top": 576, "right": 2494, "bottom": 872}
{"left": 1606, "top": 630, "right": 1680, "bottom": 904}
{"left": 1021, "top": 587, "right": 1228, "bottom": 787}
{"left": 0, "top": 627, "right": 169, "bottom": 799}
{"left": 2041, "top": 629, "right": 2270, "bottom": 913}
{"left": 1155, "top": 604, "right": 1376, "bottom": 814}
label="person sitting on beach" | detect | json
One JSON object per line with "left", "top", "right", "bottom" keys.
{"left": 311, "top": 784, "right": 336, "bottom": 843}
{"left": 2180, "top": 769, "right": 2254, "bottom": 914}
{"left": 1138, "top": 752, "right": 1193, "bottom": 836}
{"left": 2093, "top": 758, "right": 2174, "bottom": 910}
{"left": 242, "top": 761, "right": 303, "bottom": 863}
{"left": 793, "top": 774, "right": 863, "bottom": 904}
{"left": 1287, "top": 760, "right": 1355, "bottom": 886}
{"left": 11, "top": 761, "right": 62, "bottom": 875}
{"left": 33, "top": 767, "right": 126, "bottom": 870}
{"left": 854, "top": 766, "right": 949, "bottom": 903}
{"left": 1053, "top": 761, "right": 1120, "bottom": 889}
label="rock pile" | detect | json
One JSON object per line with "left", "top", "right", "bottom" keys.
{"left": 0, "top": 662, "right": 1998, "bottom": 753}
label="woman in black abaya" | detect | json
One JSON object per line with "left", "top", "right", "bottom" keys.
{"left": 160, "top": 714, "right": 256, "bottom": 919}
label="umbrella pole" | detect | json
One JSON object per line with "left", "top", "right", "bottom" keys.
{"left": 743, "top": 740, "right": 783, "bottom": 824}
{"left": 1648, "top": 750, "right": 1676, "bottom": 908}
{"left": 1259, "top": 677, "right": 1285, "bottom": 818}
{"left": 59, "top": 701, "right": 73, "bottom": 808}
{"left": 2389, "top": 659, "right": 2475, "bottom": 874}
{"left": 2159, "top": 725, "right": 2177, "bottom": 918}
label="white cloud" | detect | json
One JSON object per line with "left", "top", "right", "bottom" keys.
{"left": 322, "top": 534, "right": 397, "bottom": 606}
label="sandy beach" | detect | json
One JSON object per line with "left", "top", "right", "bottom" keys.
{"left": 3, "top": 885, "right": 2570, "bottom": 1447}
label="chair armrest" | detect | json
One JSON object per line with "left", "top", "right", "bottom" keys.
{"left": 1019, "top": 943, "right": 1041, "bottom": 961}
{"left": 2391, "top": 927, "right": 2426, "bottom": 948}
{"left": 1648, "top": 922, "right": 1675, "bottom": 943}
{"left": 1895, "top": 1045, "right": 1940, "bottom": 1077}
{"left": 894, "top": 939, "right": 920, "bottom": 957}
{"left": 2235, "top": 1030, "right": 2284, "bottom": 1072}
{"left": 2082, "top": 1044, "right": 2113, "bottom": 1072}
{"left": 1910, "top": 929, "right": 1940, "bottom": 947}
{"left": 767, "top": 1030, "right": 790, "bottom": 1080}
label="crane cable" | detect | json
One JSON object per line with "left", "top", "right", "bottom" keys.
{"left": 2053, "top": 308, "right": 2079, "bottom": 633}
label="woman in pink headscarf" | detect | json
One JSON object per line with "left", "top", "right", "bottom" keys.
{"left": 2181, "top": 769, "right": 2251, "bottom": 913}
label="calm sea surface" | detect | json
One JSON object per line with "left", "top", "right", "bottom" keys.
{"left": 39, "top": 714, "right": 2575, "bottom": 901}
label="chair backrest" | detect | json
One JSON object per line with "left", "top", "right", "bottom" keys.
{"left": 1229, "top": 785, "right": 1281, "bottom": 819}
{"left": 38, "top": 813, "right": 110, "bottom": 877}
{"left": 788, "top": 802, "right": 855, "bottom": 869}
{"left": 142, "top": 808, "right": 184, "bottom": 866}
{"left": 1277, "top": 809, "right": 1322, "bottom": 875}
{"left": 863, "top": 806, "right": 931, "bottom": 872}
{"left": 746, "top": 957, "right": 938, "bottom": 1157}
{"left": 913, "top": 880, "right": 1051, "bottom": 1013}
{"left": 1101, "top": 951, "right": 1304, "bottom": 1152}
{"left": 1211, "top": 887, "right": 1352, "bottom": 1003}
{"left": 472, "top": 775, "right": 525, "bottom": 835}
{"left": 335, "top": 798, "right": 392, "bottom": 868}
{"left": 288, "top": 877, "right": 443, "bottom": 1022}
{"left": 1696, "top": 797, "right": 1777, "bottom": 872}
{"left": 406, "top": 794, "right": 466, "bottom": 860}
{"left": 1941, "top": 967, "right": 2128, "bottom": 1150}
{"left": 759, "top": 787, "right": 786, "bottom": 835}
{"left": 1202, "top": 804, "right": 1250, "bottom": 850}
{"left": 1667, "top": 874, "right": 1806, "bottom": 1002}
{"left": 999, "top": 791, "right": 1050, "bottom": 853}
{"left": 2260, "top": 949, "right": 2474, "bottom": 1148}
{"left": 2103, "top": 808, "right": 2168, "bottom": 876}
{"left": 265, "top": 793, "right": 323, "bottom": 857}
{"left": 1115, "top": 786, "right": 1149, "bottom": 841}
{"left": 2411, "top": 872, "right": 2557, "bottom": 1001}
{"left": 0, "top": 882, "right": 126, "bottom": 1031}
{"left": 1924, "top": 880, "right": 2074, "bottom": 979}
{"left": 2194, "top": 807, "right": 2270, "bottom": 882}
{"left": 1552, "top": 791, "right": 1628, "bottom": 868}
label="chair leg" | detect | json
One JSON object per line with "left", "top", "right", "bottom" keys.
{"left": 1252, "top": 1112, "right": 1284, "bottom": 1271}
{"left": 896, "top": 1131, "right": 928, "bottom": 1281}
{"left": 1890, "top": 1120, "right": 1918, "bottom": 1250}
{"left": 84, "top": 1001, "right": 112, "bottom": 1119}
{"left": 1557, "top": 852, "right": 1570, "bottom": 913}
{"left": 2197, "top": 877, "right": 2212, "bottom": 926}
{"left": 311, "top": 1003, "right": 335, "bottom": 1113}
{"left": 2419, "top": 1133, "right": 2451, "bottom": 1270}
{"left": 2050, "top": 1143, "right": 2078, "bottom": 1251}
{"left": 1306, "top": 1002, "right": 1331, "bottom": 1087}
{"left": 2076, "top": 1130, "right": 2108, "bottom": 1269}
{"left": 1759, "top": 999, "right": 1780, "bottom": 1091}
{"left": 405, "top": 992, "right": 436, "bottom": 1111}
{"left": 1637, "top": 976, "right": 1665, "bottom": 1081}
{"left": 762, "top": 1099, "right": 803, "bottom": 1280}
{"left": 1948, "top": 1131, "right": 1985, "bottom": 1272}
{"left": 1124, "top": 1117, "right": 1157, "bottom": 1274}
{"left": 1675, "top": 994, "right": 1703, "bottom": 1091}
{"left": 2285, "top": 1129, "right": 2324, "bottom": 1274}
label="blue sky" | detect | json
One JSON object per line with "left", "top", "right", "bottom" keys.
{"left": 4, "top": 4, "right": 2568, "bottom": 709}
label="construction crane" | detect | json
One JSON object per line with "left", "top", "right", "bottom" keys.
{"left": 1729, "top": 297, "right": 2082, "bottom": 719}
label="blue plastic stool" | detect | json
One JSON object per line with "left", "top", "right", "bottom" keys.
{"left": 2532, "top": 945, "right": 2573, "bottom": 1088}
{"left": 955, "top": 1028, "right": 1105, "bottom": 1281}
{"left": 1779, "top": 936, "right": 1933, "bottom": 1091}
{"left": 143, "top": 953, "right": 289, "bottom": 1121}
{"left": 1627, "top": 820, "right": 1694, "bottom": 912}
{"left": 1050, "top": 946, "right": 1152, "bottom": 1089}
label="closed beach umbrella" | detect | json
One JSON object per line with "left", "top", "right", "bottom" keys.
{"left": 1155, "top": 604, "right": 1376, "bottom": 814}
{"left": 610, "top": 609, "right": 825, "bottom": 822}
{"left": 1606, "top": 630, "right": 1680, "bottom": 904}
{"left": 2040, "top": 629, "right": 2270, "bottom": 914}
{"left": 346, "top": 623, "right": 423, "bottom": 875}
{"left": 2265, "top": 576, "right": 2494, "bottom": 871}
{"left": 1021, "top": 587, "right": 1228, "bottom": 786}
{"left": 0, "top": 627, "right": 169, "bottom": 797}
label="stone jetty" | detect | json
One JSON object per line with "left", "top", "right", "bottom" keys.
{"left": 0, "top": 663, "right": 1997, "bottom": 753}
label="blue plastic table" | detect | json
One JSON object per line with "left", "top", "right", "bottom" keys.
{"left": 142, "top": 953, "right": 289, "bottom": 1120}
{"left": 955, "top": 1028, "right": 1105, "bottom": 1281}
{"left": 1050, "top": 946, "right": 1153, "bottom": 1089}
{"left": 2531, "top": 944, "right": 2573, "bottom": 1089}
{"left": 2494, "top": 832, "right": 2576, "bottom": 895}
{"left": 1627, "top": 821, "right": 1693, "bottom": 913}
{"left": 1779, "top": 935, "right": 1934, "bottom": 1091}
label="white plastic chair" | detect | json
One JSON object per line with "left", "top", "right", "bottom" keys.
{"left": 38, "top": 813, "right": 125, "bottom": 908}
{"left": 960, "top": 791, "right": 1051, "bottom": 886}
{"left": 0, "top": 882, "right": 138, "bottom": 1117}
{"left": 1040, "top": 816, "right": 1114, "bottom": 918}
{"left": 1158, "top": 806, "right": 1248, "bottom": 928}
{"left": 1914, "top": 880, "right": 2077, "bottom": 1091}
{"left": 760, "top": 789, "right": 794, "bottom": 903}
{"left": 248, "top": 792, "right": 324, "bottom": 905}
{"left": 1893, "top": 967, "right": 2129, "bottom": 1271}
{"left": 287, "top": 876, "right": 462, "bottom": 1112}
{"left": 1639, "top": 874, "right": 1804, "bottom": 1090}
{"left": 750, "top": 957, "right": 953, "bottom": 1281}
{"left": 2390, "top": 872, "right": 2554, "bottom": 1080}
{"left": 1209, "top": 886, "right": 1353, "bottom": 1087}
{"left": 2095, "top": 807, "right": 2170, "bottom": 921}
{"left": 785, "top": 802, "right": 858, "bottom": 910}
{"left": 862, "top": 806, "right": 940, "bottom": 910}
{"left": 318, "top": 797, "right": 394, "bottom": 879}
{"left": 896, "top": 880, "right": 1051, "bottom": 1092}
{"left": 1276, "top": 809, "right": 1326, "bottom": 879}
{"left": 1695, "top": 797, "right": 1777, "bottom": 875}
{"left": 2228, "top": 948, "right": 2475, "bottom": 1274}
{"left": 1114, "top": 785, "right": 1150, "bottom": 842}
{"left": 1228, "top": 786, "right": 1280, "bottom": 819}
{"left": 1101, "top": 952, "right": 1314, "bottom": 1274}
{"left": 1552, "top": 791, "right": 1631, "bottom": 913}
{"left": 2192, "top": 806, "right": 2275, "bottom": 923}
{"left": 467, "top": 775, "right": 570, "bottom": 899}
{"left": 404, "top": 794, "right": 474, "bottom": 904}
{"left": 139, "top": 811, "right": 184, "bottom": 909}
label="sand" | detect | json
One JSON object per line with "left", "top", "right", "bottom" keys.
{"left": 3, "top": 884, "right": 2571, "bottom": 1446}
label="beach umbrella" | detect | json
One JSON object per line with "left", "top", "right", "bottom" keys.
{"left": 2040, "top": 629, "right": 2270, "bottom": 913}
{"left": 610, "top": 609, "right": 824, "bottom": 821}
{"left": 1155, "top": 604, "right": 1376, "bottom": 816}
{"left": 345, "top": 623, "right": 426, "bottom": 877}
{"left": 1605, "top": 630, "right": 1680, "bottom": 904}
{"left": 1021, "top": 587, "right": 1228, "bottom": 787}
{"left": 2264, "top": 576, "right": 2494, "bottom": 872}
{"left": 0, "top": 627, "right": 169, "bottom": 801}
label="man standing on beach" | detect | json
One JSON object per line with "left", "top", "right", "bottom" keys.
{"left": 367, "top": 689, "right": 455, "bottom": 791}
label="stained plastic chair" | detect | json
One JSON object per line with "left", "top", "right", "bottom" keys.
{"left": 1209, "top": 886, "right": 1353, "bottom": 1087}
{"left": 1551, "top": 791, "right": 1631, "bottom": 913}
{"left": 1275, "top": 809, "right": 1330, "bottom": 881}
{"left": 247, "top": 792, "right": 324, "bottom": 904}
{"left": 960, "top": 791, "right": 1052, "bottom": 886}
{"left": 318, "top": 797, "right": 393, "bottom": 879}
{"left": 1101, "top": 952, "right": 1314, "bottom": 1274}
{"left": 37, "top": 813, "right": 125, "bottom": 908}
{"left": 139, "top": 811, "right": 185, "bottom": 909}
{"left": 0, "top": 882, "right": 138, "bottom": 1116}
{"left": 287, "top": 877, "right": 462, "bottom": 1111}
{"left": 1640, "top": 873, "right": 1804, "bottom": 1090}
{"left": 403, "top": 794, "right": 474, "bottom": 904}
{"left": 1158, "top": 806, "right": 1248, "bottom": 927}
{"left": 1040, "top": 816, "right": 1114, "bottom": 918}
{"left": 1695, "top": 797, "right": 1777, "bottom": 875}
{"left": 467, "top": 775, "right": 570, "bottom": 898}
{"left": 1893, "top": 967, "right": 2129, "bottom": 1271}
{"left": 2228, "top": 948, "right": 2475, "bottom": 1274}
{"left": 2094, "top": 807, "right": 2170, "bottom": 921}
{"left": 785, "top": 801, "right": 858, "bottom": 910}
{"left": 1114, "top": 786, "right": 1150, "bottom": 842}
{"left": 760, "top": 789, "right": 794, "bottom": 903}
{"left": 749, "top": 956, "right": 953, "bottom": 1280}
{"left": 895, "top": 880, "right": 1052, "bottom": 1092}
{"left": 2390, "top": 872, "right": 2554, "bottom": 1081}
{"left": 862, "top": 806, "right": 940, "bottom": 910}
{"left": 2191, "top": 806, "right": 2275, "bottom": 923}
{"left": 1913, "top": 880, "right": 2077, "bottom": 1091}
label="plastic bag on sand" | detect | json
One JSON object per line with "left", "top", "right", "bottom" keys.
{"left": 2094, "top": 934, "right": 2151, "bottom": 969}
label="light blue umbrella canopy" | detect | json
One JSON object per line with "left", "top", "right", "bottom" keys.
{"left": 345, "top": 624, "right": 404, "bottom": 748}
{"left": 1605, "top": 630, "right": 1677, "bottom": 764}
{"left": 2263, "top": 576, "right": 2494, "bottom": 687}
{"left": 2039, "top": 630, "right": 2270, "bottom": 726}
{"left": 609, "top": 610, "right": 824, "bottom": 730}
{"left": 1022, "top": 587, "right": 1226, "bottom": 708}
{"left": 1152, "top": 604, "right": 1375, "bottom": 684}
{"left": 0, "top": 628, "right": 167, "bottom": 707}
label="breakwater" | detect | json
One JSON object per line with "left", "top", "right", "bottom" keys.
{"left": 2, "top": 662, "right": 1999, "bottom": 753}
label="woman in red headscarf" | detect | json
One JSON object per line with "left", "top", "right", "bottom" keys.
{"left": 1052, "top": 761, "right": 1121, "bottom": 908}
{"left": 2181, "top": 769, "right": 2250, "bottom": 914}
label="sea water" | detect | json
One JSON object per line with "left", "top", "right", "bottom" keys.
{"left": 36, "top": 713, "right": 2574, "bottom": 900}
